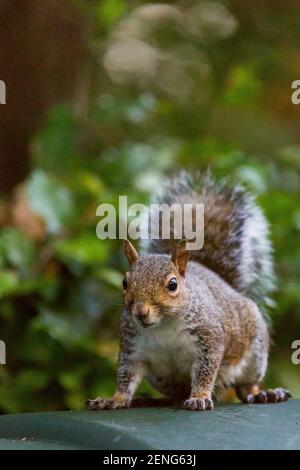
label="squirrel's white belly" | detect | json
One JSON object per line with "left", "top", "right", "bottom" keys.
{"left": 134, "top": 321, "right": 198, "bottom": 397}
{"left": 134, "top": 321, "right": 258, "bottom": 399}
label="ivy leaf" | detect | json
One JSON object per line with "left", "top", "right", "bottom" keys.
{"left": 56, "top": 233, "right": 108, "bottom": 266}
{"left": 26, "top": 170, "right": 75, "bottom": 234}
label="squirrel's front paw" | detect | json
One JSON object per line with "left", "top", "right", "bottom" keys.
{"left": 86, "top": 396, "right": 130, "bottom": 411}
{"left": 184, "top": 397, "right": 214, "bottom": 411}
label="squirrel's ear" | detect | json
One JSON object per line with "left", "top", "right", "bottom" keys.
{"left": 124, "top": 239, "right": 139, "bottom": 266}
{"left": 171, "top": 240, "right": 189, "bottom": 277}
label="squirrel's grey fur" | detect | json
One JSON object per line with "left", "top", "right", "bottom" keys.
{"left": 86, "top": 172, "right": 291, "bottom": 411}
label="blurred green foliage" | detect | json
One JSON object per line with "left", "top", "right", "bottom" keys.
{"left": 0, "top": 0, "right": 300, "bottom": 412}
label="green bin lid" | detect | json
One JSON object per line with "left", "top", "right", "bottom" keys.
{"left": 0, "top": 400, "right": 299, "bottom": 450}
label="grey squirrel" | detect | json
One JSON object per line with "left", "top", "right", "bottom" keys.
{"left": 87, "top": 172, "right": 291, "bottom": 411}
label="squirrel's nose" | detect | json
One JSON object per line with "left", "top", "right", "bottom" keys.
{"left": 135, "top": 305, "right": 149, "bottom": 319}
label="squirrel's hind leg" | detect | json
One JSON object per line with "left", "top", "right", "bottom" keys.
{"left": 236, "top": 384, "right": 292, "bottom": 404}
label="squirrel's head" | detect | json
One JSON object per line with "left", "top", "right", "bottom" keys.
{"left": 122, "top": 240, "right": 189, "bottom": 329}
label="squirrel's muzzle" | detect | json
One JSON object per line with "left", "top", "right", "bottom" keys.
{"left": 131, "top": 301, "right": 162, "bottom": 328}
{"left": 133, "top": 302, "right": 156, "bottom": 327}
{"left": 135, "top": 304, "right": 149, "bottom": 319}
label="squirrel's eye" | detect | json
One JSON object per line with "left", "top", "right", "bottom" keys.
{"left": 167, "top": 277, "right": 177, "bottom": 292}
{"left": 123, "top": 277, "right": 128, "bottom": 290}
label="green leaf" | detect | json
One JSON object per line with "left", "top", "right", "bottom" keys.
{"left": 94, "top": 267, "right": 123, "bottom": 290}
{"left": 235, "top": 165, "right": 267, "bottom": 193}
{"left": 16, "top": 369, "right": 50, "bottom": 393}
{"left": 32, "top": 105, "right": 78, "bottom": 174}
{"left": 0, "top": 270, "right": 18, "bottom": 298}
{"left": 32, "top": 309, "right": 88, "bottom": 345}
{"left": 26, "top": 170, "right": 75, "bottom": 234}
{"left": 56, "top": 233, "right": 108, "bottom": 266}
{"left": 97, "top": 0, "right": 126, "bottom": 29}
{"left": 0, "top": 228, "right": 35, "bottom": 271}
{"left": 223, "top": 65, "right": 261, "bottom": 106}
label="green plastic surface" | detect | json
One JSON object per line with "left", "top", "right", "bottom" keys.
{"left": 0, "top": 400, "right": 299, "bottom": 450}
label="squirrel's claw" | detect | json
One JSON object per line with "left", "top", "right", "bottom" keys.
{"left": 246, "top": 388, "right": 292, "bottom": 404}
{"left": 184, "top": 397, "right": 214, "bottom": 411}
{"left": 85, "top": 397, "right": 129, "bottom": 410}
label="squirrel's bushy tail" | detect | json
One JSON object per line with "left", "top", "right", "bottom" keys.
{"left": 141, "top": 171, "right": 275, "bottom": 316}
